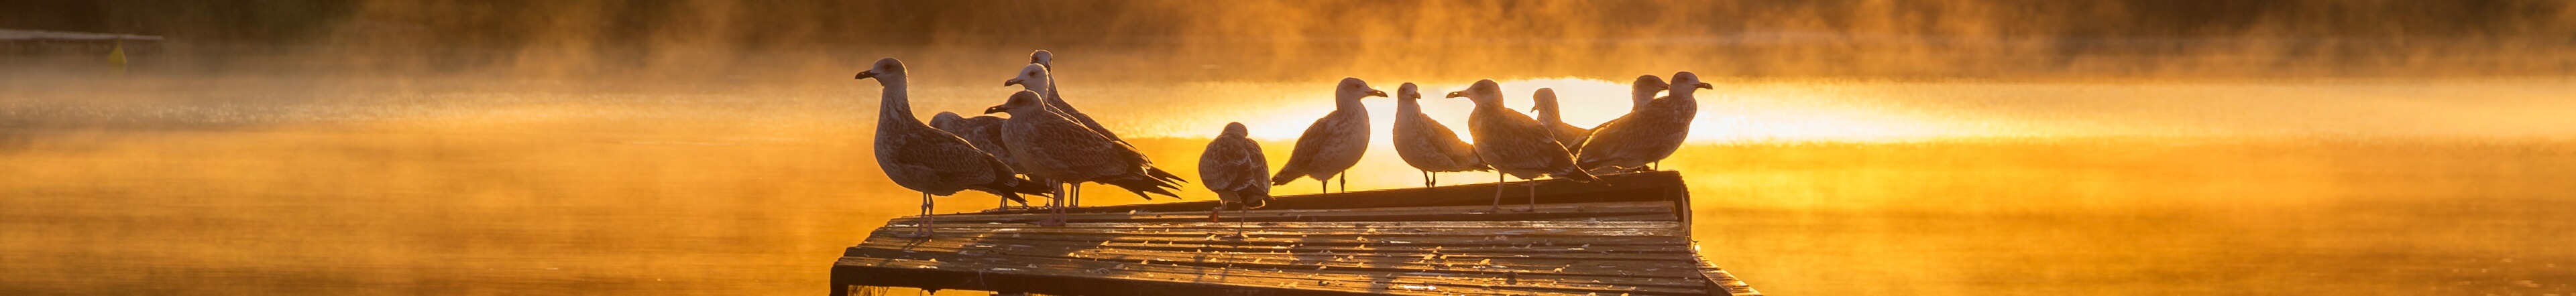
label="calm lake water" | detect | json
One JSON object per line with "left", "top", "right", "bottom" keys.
{"left": 3, "top": 65, "right": 2572, "bottom": 295}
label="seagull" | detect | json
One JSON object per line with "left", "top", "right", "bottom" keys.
{"left": 854, "top": 58, "right": 1051, "bottom": 238}
{"left": 930, "top": 111, "right": 1038, "bottom": 210}
{"left": 1391, "top": 82, "right": 1488, "bottom": 187}
{"left": 1579, "top": 72, "right": 1712, "bottom": 173}
{"left": 1449, "top": 79, "right": 1600, "bottom": 212}
{"left": 1271, "top": 78, "right": 1385, "bottom": 194}
{"left": 1005, "top": 62, "right": 1184, "bottom": 208}
{"left": 986, "top": 90, "right": 1185, "bottom": 226}
{"left": 1015, "top": 51, "right": 1123, "bottom": 144}
{"left": 1198, "top": 122, "right": 1270, "bottom": 238}
{"left": 1530, "top": 88, "right": 1591, "bottom": 153}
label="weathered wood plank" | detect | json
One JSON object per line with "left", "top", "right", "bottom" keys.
{"left": 893, "top": 201, "right": 1679, "bottom": 224}
{"left": 857, "top": 236, "right": 1695, "bottom": 259}
{"left": 847, "top": 238, "right": 1713, "bottom": 281}
{"left": 839, "top": 250, "right": 1717, "bottom": 295}
{"left": 1696, "top": 255, "right": 1765, "bottom": 296}
{"left": 892, "top": 220, "right": 1683, "bottom": 230}
{"left": 870, "top": 225, "right": 1685, "bottom": 238}
{"left": 862, "top": 229, "right": 1697, "bottom": 246}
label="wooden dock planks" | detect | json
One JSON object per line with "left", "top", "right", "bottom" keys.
{"left": 830, "top": 171, "right": 1760, "bottom": 296}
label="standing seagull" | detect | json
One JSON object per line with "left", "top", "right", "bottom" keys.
{"left": 1271, "top": 78, "right": 1386, "bottom": 194}
{"left": 854, "top": 58, "right": 1051, "bottom": 237}
{"left": 986, "top": 90, "right": 1185, "bottom": 226}
{"left": 1198, "top": 122, "right": 1271, "bottom": 238}
{"left": 1391, "top": 82, "right": 1488, "bottom": 187}
{"left": 1580, "top": 72, "right": 1712, "bottom": 172}
{"left": 1530, "top": 88, "right": 1591, "bottom": 153}
{"left": 1005, "top": 63, "right": 1184, "bottom": 207}
{"left": 1450, "top": 80, "right": 1601, "bottom": 212}
{"left": 1015, "top": 52, "right": 1123, "bottom": 144}
{"left": 930, "top": 111, "right": 1035, "bottom": 210}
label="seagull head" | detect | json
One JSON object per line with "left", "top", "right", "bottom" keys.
{"left": 1336, "top": 77, "right": 1386, "bottom": 101}
{"left": 852, "top": 58, "right": 905, "bottom": 82}
{"left": 1447, "top": 79, "right": 1504, "bottom": 106}
{"left": 1669, "top": 72, "right": 1712, "bottom": 97}
{"left": 1396, "top": 82, "right": 1422, "bottom": 101}
{"left": 930, "top": 111, "right": 965, "bottom": 127}
{"left": 1002, "top": 64, "right": 1051, "bottom": 91}
{"left": 1528, "top": 88, "right": 1559, "bottom": 113}
{"left": 1633, "top": 74, "right": 1669, "bottom": 94}
{"left": 985, "top": 90, "right": 1046, "bottom": 115}
{"left": 1221, "top": 122, "right": 1249, "bottom": 138}
{"left": 1029, "top": 50, "right": 1054, "bottom": 68}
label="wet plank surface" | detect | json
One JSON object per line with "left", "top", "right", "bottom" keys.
{"left": 830, "top": 171, "right": 1760, "bottom": 295}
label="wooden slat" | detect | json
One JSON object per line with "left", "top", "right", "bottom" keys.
{"left": 848, "top": 238, "right": 1712, "bottom": 281}
{"left": 891, "top": 220, "right": 1685, "bottom": 230}
{"left": 838, "top": 251, "right": 1716, "bottom": 295}
{"left": 894, "top": 201, "right": 1679, "bottom": 224}
{"left": 859, "top": 236, "right": 1696, "bottom": 256}
{"left": 870, "top": 224, "right": 1685, "bottom": 237}
{"left": 862, "top": 229, "right": 1697, "bottom": 246}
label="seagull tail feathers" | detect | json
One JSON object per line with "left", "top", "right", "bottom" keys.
{"left": 1101, "top": 177, "right": 1182, "bottom": 200}
{"left": 1147, "top": 166, "right": 1188, "bottom": 183}
{"left": 980, "top": 176, "right": 1052, "bottom": 205}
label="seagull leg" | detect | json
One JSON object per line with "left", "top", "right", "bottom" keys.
{"left": 1519, "top": 181, "right": 1541, "bottom": 212}
{"left": 1337, "top": 173, "right": 1347, "bottom": 193}
{"left": 1486, "top": 171, "right": 1505, "bottom": 212}
{"left": 1040, "top": 182, "right": 1068, "bottom": 227}
{"left": 899, "top": 192, "right": 932, "bottom": 238}
{"left": 923, "top": 192, "right": 937, "bottom": 237}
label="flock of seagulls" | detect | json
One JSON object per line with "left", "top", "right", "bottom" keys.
{"left": 856, "top": 50, "right": 1710, "bottom": 236}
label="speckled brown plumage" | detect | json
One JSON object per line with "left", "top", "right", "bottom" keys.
{"left": 1392, "top": 82, "right": 1487, "bottom": 186}
{"left": 986, "top": 90, "right": 1182, "bottom": 200}
{"left": 1272, "top": 78, "right": 1385, "bottom": 192}
{"left": 1580, "top": 72, "right": 1710, "bottom": 171}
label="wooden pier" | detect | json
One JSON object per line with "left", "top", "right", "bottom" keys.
{"left": 829, "top": 171, "right": 1759, "bottom": 295}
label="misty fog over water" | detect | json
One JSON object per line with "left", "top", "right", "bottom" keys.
{"left": 5, "top": 1, "right": 2574, "bottom": 295}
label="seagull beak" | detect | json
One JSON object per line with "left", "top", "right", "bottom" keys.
{"left": 1002, "top": 78, "right": 1023, "bottom": 86}
{"left": 983, "top": 105, "right": 1007, "bottom": 115}
{"left": 1528, "top": 105, "right": 1541, "bottom": 112}
{"left": 1445, "top": 91, "right": 1465, "bottom": 98}
{"left": 1695, "top": 82, "right": 1714, "bottom": 89}
{"left": 1367, "top": 90, "right": 1388, "bottom": 98}
{"left": 853, "top": 70, "right": 877, "bottom": 80}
